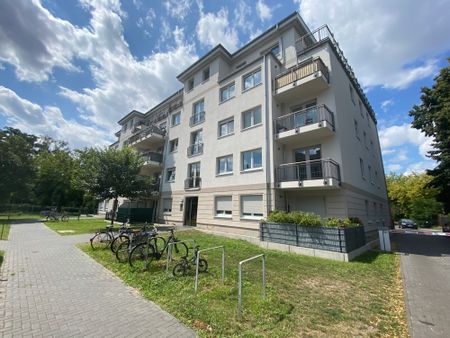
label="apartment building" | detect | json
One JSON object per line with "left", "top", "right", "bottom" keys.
{"left": 105, "top": 12, "right": 390, "bottom": 242}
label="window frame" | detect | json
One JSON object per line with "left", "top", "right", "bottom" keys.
{"left": 169, "top": 138, "right": 178, "bottom": 153}
{"left": 202, "top": 67, "right": 210, "bottom": 82}
{"left": 215, "top": 195, "right": 232, "bottom": 218}
{"left": 240, "top": 194, "right": 264, "bottom": 220}
{"left": 242, "top": 106, "right": 262, "bottom": 130}
{"left": 166, "top": 167, "right": 176, "bottom": 182}
{"left": 218, "top": 117, "right": 234, "bottom": 138}
{"left": 241, "top": 148, "right": 263, "bottom": 172}
{"left": 219, "top": 82, "right": 236, "bottom": 103}
{"left": 162, "top": 198, "right": 172, "bottom": 214}
{"left": 187, "top": 78, "right": 194, "bottom": 92}
{"left": 217, "top": 154, "right": 233, "bottom": 175}
{"left": 354, "top": 119, "right": 360, "bottom": 139}
{"left": 360, "top": 158, "right": 365, "bottom": 180}
{"left": 242, "top": 68, "right": 262, "bottom": 91}
{"left": 171, "top": 111, "right": 181, "bottom": 127}
{"left": 349, "top": 84, "right": 355, "bottom": 105}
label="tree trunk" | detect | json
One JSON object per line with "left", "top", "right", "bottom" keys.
{"left": 111, "top": 197, "right": 118, "bottom": 226}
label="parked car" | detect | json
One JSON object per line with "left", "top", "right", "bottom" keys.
{"left": 400, "top": 219, "right": 418, "bottom": 229}
{"left": 443, "top": 223, "right": 450, "bottom": 233}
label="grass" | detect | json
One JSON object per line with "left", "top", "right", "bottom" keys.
{"left": 0, "top": 223, "right": 10, "bottom": 240}
{"left": 45, "top": 219, "right": 110, "bottom": 235}
{"left": 80, "top": 230, "right": 408, "bottom": 337}
{"left": 0, "top": 213, "right": 43, "bottom": 223}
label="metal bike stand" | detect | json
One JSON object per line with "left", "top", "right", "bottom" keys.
{"left": 165, "top": 239, "right": 197, "bottom": 273}
{"left": 237, "top": 254, "right": 266, "bottom": 320}
{"left": 194, "top": 246, "right": 225, "bottom": 292}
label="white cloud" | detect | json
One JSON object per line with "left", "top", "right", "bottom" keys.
{"left": 256, "top": 0, "right": 272, "bottom": 21}
{"left": 378, "top": 123, "right": 434, "bottom": 159}
{"left": 386, "top": 164, "right": 402, "bottom": 172}
{"left": 297, "top": 0, "right": 450, "bottom": 89}
{"left": 164, "top": 0, "right": 192, "bottom": 20}
{"left": 196, "top": 8, "right": 239, "bottom": 52}
{"left": 380, "top": 99, "right": 394, "bottom": 112}
{"left": 404, "top": 161, "right": 436, "bottom": 175}
{"left": 137, "top": 8, "right": 156, "bottom": 30}
{"left": 0, "top": 86, "right": 110, "bottom": 148}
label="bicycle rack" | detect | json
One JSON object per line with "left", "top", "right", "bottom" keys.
{"left": 237, "top": 254, "right": 266, "bottom": 320}
{"left": 165, "top": 239, "right": 197, "bottom": 273}
{"left": 194, "top": 245, "right": 225, "bottom": 292}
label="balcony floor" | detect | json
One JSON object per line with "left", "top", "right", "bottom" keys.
{"left": 274, "top": 72, "right": 329, "bottom": 102}
{"left": 277, "top": 178, "right": 340, "bottom": 190}
{"left": 275, "top": 120, "right": 334, "bottom": 145}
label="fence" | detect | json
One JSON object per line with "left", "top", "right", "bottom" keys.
{"left": 0, "top": 204, "right": 96, "bottom": 215}
{"left": 260, "top": 222, "right": 366, "bottom": 253}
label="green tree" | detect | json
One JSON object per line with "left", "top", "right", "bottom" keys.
{"left": 75, "top": 147, "right": 154, "bottom": 224}
{"left": 0, "top": 127, "right": 39, "bottom": 203}
{"left": 409, "top": 59, "right": 450, "bottom": 212}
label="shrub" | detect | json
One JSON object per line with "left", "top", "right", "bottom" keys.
{"left": 324, "top": 217, "right": 356, "bottom": 228}
{"left": 267, "top": 210, "right": 322, "bottom": 226}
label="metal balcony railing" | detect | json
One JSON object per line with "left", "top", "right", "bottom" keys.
{"left": 124, "top": 125, "right": 165, "bottom": 146}
{"left": 274, "top": 57, "right": 329, "bottom": 91}
{"left": 190, "top": 111, "right": 205, "bottom": 126}
{"left": 187, "top": 143, "right": 203, "bottom": 157}
{"left": 185, "top": 177, "right": 201, "bottom": 190}
{"left": 142, "top": 152, "right": 163, "bottom": 164}
{"left": 295, "top": 25, "right": 374, "bottom": 119}
{"left": 276, "top": 159, "right": 341, "bottom": 183}
{"left": 275, "top": 104, "right": 335, "bottom": 133}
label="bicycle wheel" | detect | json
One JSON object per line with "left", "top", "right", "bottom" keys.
{"left": 90, "top": 232, "right": 112, "bottom": 250}
{"left": 198, "top": 258, "right": 208, "bottom": 273}
{"left": 110, "top": 235, "right": 129, "bottom": 253}
{"left": 169, "top": 241, "right": 189, "bottom": 259}
{"left": 61, "top": 214, "right": 69, "bottom": 222}
{"left": 172, "top": 261, "right": 187, "bottom": 277}
{"left": 152, "top": 236, "right": 166, "bottom": 254}
{"left": 115, "top": 241, "right": 130, "bottom": 263}
{"left": 129, "top": 243, "right": 155, "bottom": 271}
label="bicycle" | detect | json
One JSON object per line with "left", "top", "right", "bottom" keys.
{"left": 173, "top": 245, "right": 208, "bottom": 277}
{"left": 128, "top": 228, "right": 189, "bottom": 271}
{"left": 90, "top": 225, "right": 115, "bottom": 250}
{"left": 115, "top": 225, "right": 166, "bottom": 263}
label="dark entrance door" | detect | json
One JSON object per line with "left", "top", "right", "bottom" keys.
{"left": 184, "top": 197, "right": 198, "bottom": 226}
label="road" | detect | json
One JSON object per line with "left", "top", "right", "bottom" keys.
{"left": 391, "top": 231, "right": 450, "bottom": 338}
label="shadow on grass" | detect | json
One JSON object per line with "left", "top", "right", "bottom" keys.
{"left": 3, "top": 218, "right": 42, "bottom": 224}
{"left": 351, "top": 250, "right": 394, "bottom": 264}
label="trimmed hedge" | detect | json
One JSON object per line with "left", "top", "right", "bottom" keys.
{"left": 266, "top": 210, "right": 359, "bottom": 228}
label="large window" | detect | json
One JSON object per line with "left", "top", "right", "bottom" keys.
{"left": 220, "top": 82, "right": 235, "bottom": 102}
{"left": 242, "top": 148, "right": 262, "bottom": 171}
{"left": 162, "top": 198, "right": 172, "bottom": 213}
{"left": 215, "top": 196, "right": 232, "bottom": 217}
{"left": 166, "top": 168, "right": 176, "bottom": 182}
{"left": 202, "top": 67, "right": 210, "bottom": 81}
{"left": 218, "top": 118, "right": 234, "bottom": 137}
{"left": 242, "top": 106, "right": 261, "bottom": 129}
{"left": 191, "top": 99, "right": 205, "bottom": 125}
{"left": 169, "top": 138, "right": 178, "bottom": 153}
{"left": 189, "top": 130, "right": 203, "bottom": 156}
{"left": 241, "top": 195, "right": 263, "bottom": 219}
{"left": 187, "top": 78, "right": 194, "bottom": 91}
{"left": 243, "top": 68, "right": 261, "bottom": 91}
{"left": 188, "top": 162, "right": 201, "bottom": 178}
{"left": 171, "top": 112, "right": 181, "bottom": 126}
{"left": 217, "top": 155, "right": 233, "bottom": 175}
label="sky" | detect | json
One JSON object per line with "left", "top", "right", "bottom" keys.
{"left": 0, "top": 0, "right": 449, "bottom": 175}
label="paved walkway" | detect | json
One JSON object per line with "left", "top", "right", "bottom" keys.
{"left": 392, "top": 232, "right": 450, "bottom": 338}
{"left": 0, "top": 222, "right": 195, "bottom": 337}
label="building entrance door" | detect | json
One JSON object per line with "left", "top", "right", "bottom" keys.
{"left": 184, "top": 197, "right": 198, "bottom": 226}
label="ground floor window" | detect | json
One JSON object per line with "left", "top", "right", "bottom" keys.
{"left": 162, "top": 198, "right": 172, "bottom": 213}
{"left": 241, "top": 195, "right": 263, "bottom": 220}
{"left": 215, "top": 196, "right": 232, "bottom": 217}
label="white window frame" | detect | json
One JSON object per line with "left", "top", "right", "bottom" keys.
{"left": 219, "top": 82, "right": 235, "bottom": 103}
{"left": 215, "top": 196, "right": 232, "bottom": 218}
{"left": 218, "top": 117, "right": 234, "bottom": 138}
{"left": 169, "top": 138, "right": 178, "bottom": 153}
{"left": 242, "top": 106, "right": 262, "bottom": 130}
{"left": 241, "top": 148, "right": 262, "bottom": 171}
{"left": 240, "top": 195, "right": 264, "bottom": 220}
{"left": 166, "top": 167, "right": 176, "bottom": 182}
{"left": 242, "top": 68, "right": 261, "bottom": 91}
{"left": 171, "top": 112, "right": 181, "bottom": 126}
{"left": 162, "top": 198, "right": 172, "bottom": 214}
{"left": 217, "top": 155, "right": 233, "bottom": 175}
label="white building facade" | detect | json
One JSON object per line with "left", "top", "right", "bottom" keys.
{"left": 105, "top": 13, "right": 390, "bottom": 242}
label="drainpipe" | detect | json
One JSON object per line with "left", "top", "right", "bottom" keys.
{"left": 263, "top": 53, "right": 272, "bottom": 217}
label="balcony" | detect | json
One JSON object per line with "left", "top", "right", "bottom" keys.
{"left": 190, "top": 111, "right": 205, "bottom": 126}
{"left": 274, "top": 57, "right": 329, "bottom": 101}
{"left": 275, "top": 159, "right": 341, "bottom": 189}
{"left": 185, "top": 177, "right": 201, "bottom": 190}
{"left": 187, "top": 143, "right": 203, "bottom": 157}
{"left": 124, "top": 125, "right": 165, "bottom": 150}
{"left": 274, "top": 105, "right": 335, "bottom": 144}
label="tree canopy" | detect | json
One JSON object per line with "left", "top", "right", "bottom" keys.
{"left": 409, "top": 59, "right": 450, "bottom": 212}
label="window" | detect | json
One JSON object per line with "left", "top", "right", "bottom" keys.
{"left": 243, "top": 68, "right": 261, "bottom": 91}
{"left": 202, "top": 67, "right": 210, "bottom": 81}
{"left": 189, "top": 130, "right": 203, "bottom": 156}
{"left": 188, "top": 162, "right": 201, "bottom": 178}
{"left": 159, "top": 122, "right": 166, "bottom": 132}
{"left": 169, "top": 138, "right": 178, "bottom": 153}
{"left": 215, "top": 196, "right": 232, "bottom": 217}
{"left": 171, "top": 112, "right": 181, "bottom": 126}
{"left": 363, "top": 131, "right": 368, "bottom": 148}
{"left": 187, "top": 78, "right": 194, "bottom": 91}
{"left": 193, "top": 100, "right": 204, "bottom": 114}
{"left": 191, "top": 99, "right": 205, "bottom": 126}
{"left": 242, "top": 148, "right": 262, "bottom": 171}
{"left": 270, "top": 43, "right": 280, "bottom": 57}
{"left": 354, "top": 119, "right": 359, "bottom": 139}
{"left": 123, "top": 123, "right": 127, "bottom": 132}
{"left": 360, "top": 158, "right": 365, "bottom": 179}
{"left": 162, "top": 198, "right": 172, "bottom": 213}
{"left": 166, "top": 168, "right": 176, "bottom": 182}
{"left": 242, "top": 106, "right": 262, "bottom": 129}
{"left": 217, "top": 155, "right": 233, "bottom": 174}
{"left": 366, "top": 112, "right": 370, "bottom": 127}
{"left": 241, "top": 195, "right": 263, "bottom": 219}
{"left": 375, "top": 170, "right": 379, "bottom": 187}
{"left": 218, "top": 118, "right": 234, "bottom": 137}
{"left": 370, "top": 140, "right": 374, "bottom": 155}
{"left": 220, "top": 82, "right": 235, "bottom": 102}
{"left": 349, "top": 84, "right": 355, "bottom": 104}
{"left": 368, "top": 165, "right": 373, "bottom": 183}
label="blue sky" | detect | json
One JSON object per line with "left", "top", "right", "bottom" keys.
{"left": 0, "top": 0, "right": 449, "bottom": 175}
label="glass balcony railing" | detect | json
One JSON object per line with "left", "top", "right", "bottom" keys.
{"left": 275, "top": 104, "right": 335, "bottom": 133}
{"left": 276, "top": 159, "right": 341, "bottom": 183}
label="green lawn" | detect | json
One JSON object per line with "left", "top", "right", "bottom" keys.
{"left": 0, "top": 223, "right": 10, "bottom": 240}
{"left": 0, "top": 213, "right": 43, "bottom": 223}
{"left": 45, "top": 219, "right": 109, "bottom": 235}
{"left": 80, "top": 230, "right": 407, "bottom": 337}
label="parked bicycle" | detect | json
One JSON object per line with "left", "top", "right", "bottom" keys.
{"left": 90, "top": 225, "right": 116, "bottom": 250}
{"left": 41, "top": 209, "right": 69, "bottom": 222}
{"left": 173, "top": 245, "right": 208, "bottom": 277}
{"left": 128, "top": 228, "right": 189, "bottom": 271}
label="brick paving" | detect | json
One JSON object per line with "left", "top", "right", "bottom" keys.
{"left": 0, "top": 222, "right": 195, "bottom": 337}
{"left": 392, "top": 233, "right": 450, "bottom": 338}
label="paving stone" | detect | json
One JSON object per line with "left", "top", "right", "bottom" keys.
{"left": 0, "top": 222, "right": 195, "bottom": 337}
